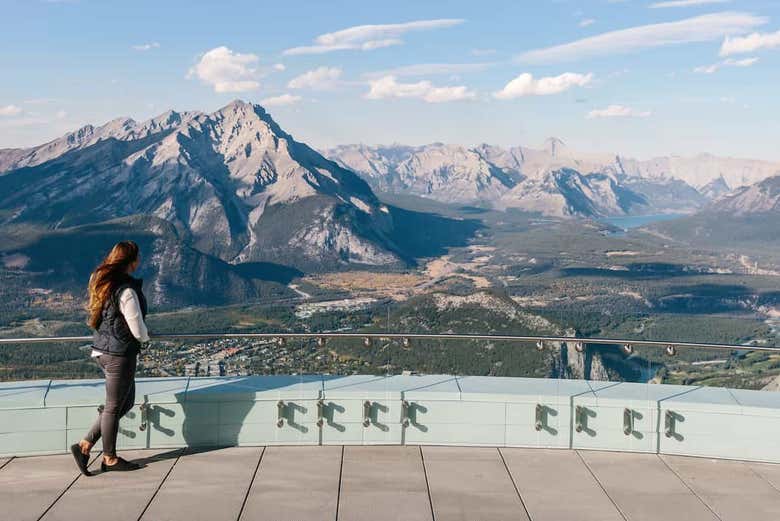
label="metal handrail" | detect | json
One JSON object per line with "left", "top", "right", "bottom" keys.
{"left": 0, "top": 332, "right": 776, "bottom": 352}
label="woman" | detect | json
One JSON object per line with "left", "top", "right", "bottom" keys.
{"left": 71, "top": 240, "right": 150, "bottom": 475}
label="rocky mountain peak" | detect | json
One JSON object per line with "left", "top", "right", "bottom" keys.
{"left": 0, "top": 102, "right": 401, "bottom": 270}
{"left": 717, "top": 174, "right": 780, "bottom": 214}
{"left": 543, "top": 137, "right": 567, "bottom": 158}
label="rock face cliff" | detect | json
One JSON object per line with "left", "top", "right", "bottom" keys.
{"left": 0, "top": 100, "right": 408, "bottom": 271}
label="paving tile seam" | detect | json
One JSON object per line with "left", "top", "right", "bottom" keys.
{"left": 335, "top": 445, "right": 345, "bottom": 521}
{"left": 418, "top": 446, "right": 436, "bottom": 521}
{"left": 136, "top": 448, "right": 184, "bottom": 521}
{"left": 236, "top": 446, "right": 266, "bottom": 521}
{"left": 496, "top": 448, "right": 532, "bottom": 521}
{"left": 37, "top": 451, "right": 103, "bottom": 521}
{"left": 656, "top": 455, "right": 723, "bottom": 521}
{"left": 574, "top": 450, "right": 629, "bottom": 521}
{"left": 0, "top": 456, "right": 14, "bottom": 471}
{"left": 747, "top": 464, "right": 780, "bottom": 495}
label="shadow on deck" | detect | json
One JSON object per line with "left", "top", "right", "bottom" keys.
{"left": 1, "top": 446, "right": 780, "bottom": 521}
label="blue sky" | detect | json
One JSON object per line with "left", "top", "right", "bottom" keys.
{"left": 1, "top": 0, "right": 779, "bottom": 159}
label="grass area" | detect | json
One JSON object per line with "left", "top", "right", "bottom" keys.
{"left": 664, "top": 351, "right": 780, "bottom": 390}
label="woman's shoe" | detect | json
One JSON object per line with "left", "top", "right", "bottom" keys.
{"left": 100, "top": 458, "right": 141, "bottom": 472}
{"left": 100, "top": 457, "right": 141, "bottom": 472}
{"left": 70, "top": 444, "right": 91, "bottom": 476}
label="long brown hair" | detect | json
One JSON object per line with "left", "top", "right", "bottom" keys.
{"left": 86, "top": 241, "right": 140, "bottom": 329}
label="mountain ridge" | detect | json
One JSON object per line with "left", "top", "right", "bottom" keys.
{"left": 326, "top": 143, "right": 685, "bottom": 217}
{"left": 325, "top": 141, "right": 780, "bottom": 190}
{"left": 0, "top": 101, "right": 419, "bottom": 272}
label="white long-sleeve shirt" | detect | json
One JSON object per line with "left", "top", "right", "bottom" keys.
{"left": 91, "top": 288, "right": 149, "bottom": 357}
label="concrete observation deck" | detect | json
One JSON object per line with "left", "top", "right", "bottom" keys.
{"left": 2, "top": 374, "right": 780, "bottom": 520}
{"left": 2, "top": 446, "right": 780, "bottom": 520}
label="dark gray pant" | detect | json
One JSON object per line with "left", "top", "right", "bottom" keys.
{"left": 84, "top": 353, "right": 137, "bottom": 457}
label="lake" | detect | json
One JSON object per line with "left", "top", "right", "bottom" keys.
{"left": 601, "top": 214, "right": 686, "bottom": 229}
{"left": 600, "top": 214, "right": 686, "bottom": 233}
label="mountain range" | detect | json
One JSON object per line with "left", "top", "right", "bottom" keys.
{"left": 0, "top": 101, "right": 420, "bottom": 271}
{"left": 648, "top": 174, "right": 780, "bottom": 252}
{"left": 325, "top": 140, "right": 780, "bottom": 218}
{"left": 0, "top": 100, "right": 477, "bottom": 306}
{"left": 1, "top": 100, "right": 778, "bottom": 306}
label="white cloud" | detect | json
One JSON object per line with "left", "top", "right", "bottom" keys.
{"left": 518, "top": 12, "right": 766, "bottom": 63}
{"left": 0, "top": 105, "right": 23, "bottom": 116}
{"left": 728, "top": 56, "right": 759, "bottom": 66}
{"left": 187, "top": 46, "right": 260, "bottom": 93}
{"left": 55, "top": 110, "right": 68, "bottom": 119}
{"left": 493, "top": 72, "right": 592, "bottom": 99}
{"left": 132, "top": 42, "right": 160, "bottom": 51}
{"left": 288, "top": 67, "right": 342, "bottom": 90}
{"left": 273, "top": 63, "right": 286, "bottom": 71}
{"left": 720, "top": 29, "right": 780, "bottom": 56}
{"left": 365, "top": 75, "right": 475, "bottom": 103}
{"left": 260, "top": 94, "right": 302, "bottom": 107}
{"left": 650, "top": 0, "right": 730, "bottom": 8}
{"left": 283, "top": 19, "right": 464, "bottom": 55}
{"left": 364, "top": 62, "right": 493, "bottom": 79}
{"left": 694, "top": 63, "right": 720, "bottom": 74}
{"left": 587, "top": 105, "right": 652, "bottom": 119}
{"left": 694, "top": 56, "right": 759, "bottom": 73}
{"left": 579, "top": 19, "right": 596, "bottom": 28}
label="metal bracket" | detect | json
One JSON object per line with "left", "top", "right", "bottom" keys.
{"left": 139, "top": 395, "right": 149, "bottom": 432}
{"left": 575, "top": 405, "right": 584, "bottom": 433}
{"left": 276, "top": 400, "right": 286, "bottom": 428}
{"left": 623, "top": 408, "right": 634, "bottom": 436}
{"left": 401, "top": 400, "right": 410, "bottom": 427}
{"left": 664, "top": 410, "right": 675, "bottom": 438}
{"left": 534, "top": 404, "right": 544, "bottom": 431}
{"left": 316, "top": 399, "right": 325, "bottom": 427}
{"left": 362, "top": 400, "right": 372, "bottom": 428}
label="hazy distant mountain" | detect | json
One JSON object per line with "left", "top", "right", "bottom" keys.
{"left": 618, "top": 175, "right": 707, "bottom": 214}
{"left": 327, "top": 141, "right": 704, "bottom": 217}
{"left": 717, "top": 175, "right": 780, "bottom": 214}
{"left": 615, "top": 154, "right": 780, "bottom": 192}
{"left": 326, "top": 143, "right": 521, "bottom": 205}
{"left": 496, "top": 168, "right": 645, "bottom": 217}
{"left": 647, "top": 175, "right": 780, "bottom": 250}
{"left": 0, "top": 101, "right": 414, "bottom": 271}
{"left": 698, "top": 175, "right": 732, "bottom": 201}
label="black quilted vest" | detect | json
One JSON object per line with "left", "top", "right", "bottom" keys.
{"left": 92, "top": 276, "right": 147, "bottom": 357}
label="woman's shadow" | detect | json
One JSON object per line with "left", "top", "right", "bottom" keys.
{"left": 139, "top": 375, "right": 326, "bottom": 459}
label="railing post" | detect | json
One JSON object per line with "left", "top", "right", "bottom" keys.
{"left": 362, "top": 400, "right": 372, "bottom": 428}
{"left": 623, "top": 408, "right": 634, "bottom": 436}
{"left": 139, "top": 395, "right": 149, "bottom": 432}
{"left": 276, "top": 400, "right": 285, "bottom": 428}
{"left": 664, "top": 410, "right": 675, "bottom": 438}
{"left": 316, "top": 399, "right": 325, "bottom": 428}
{"left": 401, "top": 400, "right": 410, "bottom": 428}
{"left": 535, "top": 403, "right": 544, "bottom": 431}
{"left": 575, "top": 405, "right": 585, "bottom": 433}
